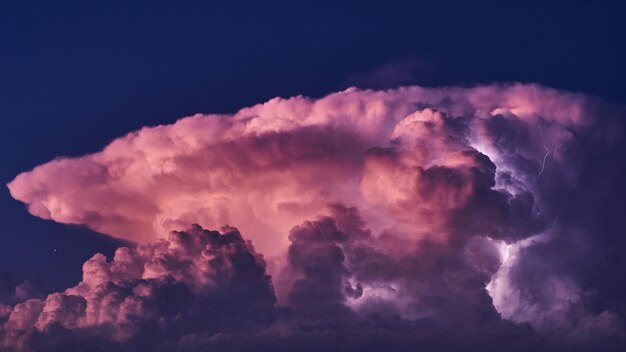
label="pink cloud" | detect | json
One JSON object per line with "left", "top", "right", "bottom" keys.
{"left": 6, "top": 84, "right": 597, "bottom": 253}
{"left": 1, "top": 225, "right": 276, "bottom": 349}
{"left": 5, "top": 83, "right": 624, "bottom": 344}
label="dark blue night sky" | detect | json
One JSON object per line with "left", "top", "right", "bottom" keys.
{"left": 1, "top": 2, "right": 625, "bottom": 351}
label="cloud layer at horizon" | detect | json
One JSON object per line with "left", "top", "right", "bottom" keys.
{"left": 4, "top": 84, "right": 626, "bottom": 350}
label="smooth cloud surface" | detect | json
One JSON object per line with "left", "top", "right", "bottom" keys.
{"left": 4, "top": 84, "right": 626, "bottom": 351}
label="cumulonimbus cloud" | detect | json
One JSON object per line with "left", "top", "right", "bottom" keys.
{"left": 6, "top": 84, "right": 606, "bottom": 251}
{"left": 4, "top": 84, "right": 626, "bottom": 350}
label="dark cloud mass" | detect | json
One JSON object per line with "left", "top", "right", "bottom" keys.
{"left": 1, "top": 225, "right": 277, "bottom": 351}
{"left": 2, "top": 221, "right": 624, "bottom": 352}
{"left": 3, "top": 84, "right": 626, "bottom": 351}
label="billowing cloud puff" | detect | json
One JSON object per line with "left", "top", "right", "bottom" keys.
{"left": 5, "top": 84, "right": 626, "bottom": 350}
{"left": 1, "top": 225, "right": 276, "bottom": 351}
{"left": 0, "top": 275, "right": 44, "bottom": 324}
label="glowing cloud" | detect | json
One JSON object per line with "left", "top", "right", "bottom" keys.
{"left": 4, "top": 84, "right": 626, "bottom": 350}
{"left": 6, "top": 84, "right": 599, "bottom": 253}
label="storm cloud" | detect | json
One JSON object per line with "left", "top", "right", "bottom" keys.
{"left": 4, "top": 84, "right": 626, "bottom": 350}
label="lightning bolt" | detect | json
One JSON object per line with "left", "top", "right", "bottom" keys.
{"left": 503, "top": 244, "right": 511, "bottom": 262}
{"left": 538, "top": 125, "right": 569, "bottom": 176}
{"left": 538, "top": 125, "right": 550, "bottom": 176}
{"left": 551, "top": 139, "right": 567, "bottom": 161}
{"left": 316, "top": 222, "right": 327, "bottom": 241}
